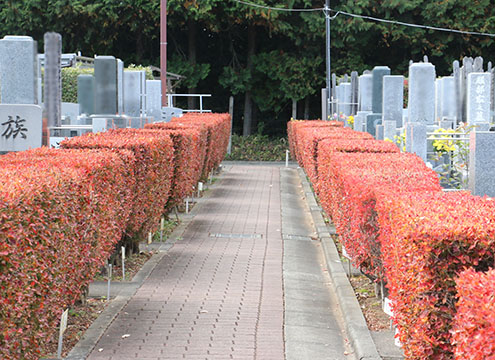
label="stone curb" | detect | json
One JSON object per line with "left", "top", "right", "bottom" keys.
{"left": 64, "top": 174, "right": 223, "bottom": 360}
{"left": 297, "top": 168, "right": 382, "bottom": 360}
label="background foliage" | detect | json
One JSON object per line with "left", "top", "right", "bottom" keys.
{"left": 1, "top": 0, "right": 494, "bottom": 135}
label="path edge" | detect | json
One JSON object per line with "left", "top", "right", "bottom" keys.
{"left": 297, "top": 167, "right": 382, "bottom": 360}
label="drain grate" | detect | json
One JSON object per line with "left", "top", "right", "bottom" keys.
{"left": 209, "top": 233, "right": 263, "bottom": 239}
{"left": 282, "top": 234, "right": 313, "bottom": 241}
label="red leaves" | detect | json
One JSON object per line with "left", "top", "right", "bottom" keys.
{"left": 452, "top": 268, "right": 495, "bottom": 360}
{"left": 0, "top": 113, "right": 230, "bottom": 358}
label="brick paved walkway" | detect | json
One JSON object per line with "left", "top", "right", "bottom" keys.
{"left": 89, "top": 165, "right": 284, "bottom": 360}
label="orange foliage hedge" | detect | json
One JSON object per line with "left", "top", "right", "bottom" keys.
{"left": 0, "top": 148, "right": 133, "bottom": 359}
{"left": 61, "top": 129, "right": 175, "bottom": 241}
{"left": 171, "top": 113, "right": 231, "bottom": 180}
{"left": 0, "top": 113, "right": 230, "bottom": 358}
{"left": 452, "top": 268, "right": 495, "bottom": 360}
{"left": 377, "top": 192, "right": 495, "bottom": 359}
{"left": 318, "top": 152, "right": 441, "bottom": 278}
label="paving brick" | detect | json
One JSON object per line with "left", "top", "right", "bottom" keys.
{"left": 87, "top": 166, "right": 285, "bottom": 359}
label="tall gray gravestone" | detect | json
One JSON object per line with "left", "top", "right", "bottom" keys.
{"left": 408, "top": 62, "right": 436, "bottom": 125}
{"left": 473, "top": 57, "right": 484, "bottom": 73}
{"left": 466, "top": 72, "right": 491, "bottom": 126}
{"left": 407, "top": 122, "right": 427, "bottom": 162}
{"left": 94, "top": 56, "right": 117, "bottom": 114}
{"left": 469, "top": 131, "right": 495, "bottom": 197}
{"left": 341, "top": 83, "right": 352, "bottom": 116}
{"left": 382, "top": 75, "right": 404, "bottom": 127}
{"left": 439, "top": 77, "right": 457, "bottom": 121}
{"left": 331, "top": 73, "right": 337, "bottom": 114}
{"left": 453, "top": 60, "right": 462, "bottom": 124}
{"left": 358, "top": 74, "right": 373, "bottom": 112}
{"left": 350, "top": 71, "right": 359, "bottom": 115}
{"left": 366, "top": 66, "right": 390, "bottom": 137}
{"left": 0, "top": 104, "right": 42, "bottom": 152}
{"left": 117, "top": 59, "right": 124, "bottom": 114}
{"left": 43, "top": 32, "right": 62, "bottom": 129}
{"left": 146, "top": 80, "right": 162, "bottom": 122}
{"left": 77, "top": 75, "right": 95, "bottom": 115}
{"left": 0, "top": 36, "right": 39, "bottom": 104}
{"left": 371, "top": 66, "right": 391, "bottom": 113}
{"left": 124, "top": 70, "right": 146, "bottom": 117}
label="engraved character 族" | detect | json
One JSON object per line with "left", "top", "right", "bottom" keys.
{"left": 1, "top": 115, "right": 28, "bottom": 139}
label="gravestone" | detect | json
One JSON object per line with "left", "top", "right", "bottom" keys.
{"left": 350, "top": 71, "right": 359, "bottom": 115}
{"left": 94, "top": 56, "right": 117, "bottom": 114}
{"left": 365, "top": 114, "right": 382, "bottom": 138}
{"left": 0, "top": 36, "right": 39, "bottom": 104}
{"left": 469, "top": 131, "right": 495, "bottom": 197}
{"left": 146, "top": 80, "right": 162, "bottom": 122}
{"left": 358, "top": 74, "right": 373, "bottom": 112}
{"left": 77, "top": 75, "right": 95, "bottom": 115}
{"left": 488, "top": 61, "right": 493, "bottom": 72}
{"left": 383, "top": 120, "right": 397, "bottom": 142}
{"left": 117, "top": 59, "right": 124, "bottom": 114}
{"left": 371, "top": 66, "right": 391, "bottom": 114}
{"left": 0, "top": 104, "right": 42, "bottom": 152}
{"left": 466, "top": 73, "right": 491, "bottom": 125}
{"left": 61, "top": 103, "right": 81, "bottom": 124}
{"left": 123, "top": 70, "right": 146, "bottom": 117}
{"left": 43, "top": 32, "right": 62, "bottom": 129}
{"left": 473, "top": 56, "right": 484, "bottom": 73}
{"left": 341, "top": 83, "right": 352, "bottom": 116}
{"left": 321, "top": 88, "right": 328, "bottom": 120}
{"left": 354, "top": 111, "right": 370, "bottom": 132}
{"left": 423, "top": 55, "right": 429, "bottom": 63}
{"left": 376, "top": 124, "right": 384, "bottom": 140}
{"left": 408, "top": 122, "right": 427, "bottom": 162}
{"left": 408, "top": 62, "right": 436, "bottom": 125}
{"left": 331, "top": 73, "right": 337, "bottom": 114}
{"left": 439, "top": 77, "right": 457, "bottom": 121}
{"left": 382, "top": 75, "right": 404, "bottom": 127}
{"left": 453, "top": 61, "right": 462, "bottom": 124}
{"left": 439, "top": 119, "right": 454, "bottom": 130}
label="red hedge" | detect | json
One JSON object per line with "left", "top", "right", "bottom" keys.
{"left": 61, "top": 129, "right": 174, "bottom": 240}
{"left": 377, "top": 192, "right": 495, "bottom": 359}
{"left": 0, "top": 148, "right": 133, "bottom": 359}
{"left": 318, "top": 152, "right": 441, "bottom": 279}
{"left": 144, "top": 123, "right": 206, "bottom": 204}
{"left": 171, "top": 113, "right": 230, "bottom": 179}
{"left": 452, "top": 268, "right": 495, "bottom": 360}
{"left": 296, "top": 126, "right": 374, "bottom": 185}
{"left": 287, "top": 120, "right": 345, "bottom": 164}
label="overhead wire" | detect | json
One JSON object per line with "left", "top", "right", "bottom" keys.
{"left": 232, "top": 0, "right": 495, "bottom": 38}
{"left": 232, "top": 0, "right": 323, "bottom": 12}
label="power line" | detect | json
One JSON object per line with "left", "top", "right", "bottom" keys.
{"left": 232, "top": 0, "right": 495, "bottom": 38}
{"left": 325, "top": 9, "right": 495, "bottom": 38}
{"left": 232, "top": 0, "right": 323, "bottom": 13}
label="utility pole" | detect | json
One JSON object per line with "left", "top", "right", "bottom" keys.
{"left": 325, "top": 0, "right": 331, "bottom": 119}
{"left": 160, "top": 0, "right": 168, "bottom": 107}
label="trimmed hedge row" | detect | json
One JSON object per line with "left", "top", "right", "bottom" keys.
{"left": 452, "top": 268, "right": 495, "bottom": 360}
{"left": 0, "top": 148, "right": 134, "bottom": 358}
{"left": 0, "top": 113, "right": 231, "bottom": 359}
{"left": 288, "top": 119, "right": 495, "bottom": 359}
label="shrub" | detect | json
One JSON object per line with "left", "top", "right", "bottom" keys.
{"left": 318, "top": 152, "right": 441, "bottom": 279}
{"left": 452, "top": 268, "right": 495, "bottom": 360}
{"left": 61, "top": 129, "right": 174, "bottom": 243}
{"left": 171, "top": 113, "right": 231, "bottom": 179}
{"left": 225, "top": 134, "right": 288, "bottom": 162}
{"left": 141, "top": 126, "right": 202, "bottom": 208}
{"left": 297, "top": 126, "right": 373, "bottom": 185}
{"left": 287, "top": 119, "right": 345, "bottom": 164}
{"left": 377, "top": 192, "right": 495, "bottom": 359}
{"left": 0, "top": 148, "right": 133, "bottom": 359}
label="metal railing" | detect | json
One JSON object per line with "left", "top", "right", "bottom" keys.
{"left": 167, "top": 94, "right": 212, "bottom": 113}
